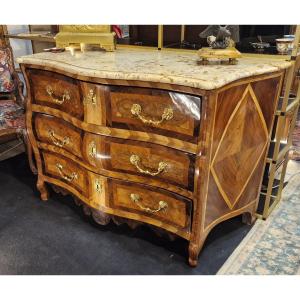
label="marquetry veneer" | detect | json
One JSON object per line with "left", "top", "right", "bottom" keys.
{"left": 21, "top": 63, "right": 284, "bottom": 266}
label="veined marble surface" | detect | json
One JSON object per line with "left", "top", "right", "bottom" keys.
{"left": 17, "top": 49, "right": 291, "bottom": 90}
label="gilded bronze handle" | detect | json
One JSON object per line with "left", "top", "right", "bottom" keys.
{"left": 130, "top": 103, "right": 173, "bottom": 125}
{"left": 48, "top": 129, "right": 70, "bottom": 148}
{"left": 130, "top": 193, "right": 168, "bottom": 213}
{"left": 88, "top": 141, "right": 97, "bottom": 158}
{"left": 129, "top": 154, "right": 168, "bottom": 176}
{"left": 55, "top": 163, "right": 78, "bottom": 182}
{"left": 83, "top": 89, "right": 97, "bottom": 105}
{"left": 46, "top": 85, "right": 71, "bottom": 105}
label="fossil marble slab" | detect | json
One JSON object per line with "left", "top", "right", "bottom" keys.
{"left": 17, "top": 49, "right": 291, "bottom": 90}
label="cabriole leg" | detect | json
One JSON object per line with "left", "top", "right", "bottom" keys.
{"left": 37, "top": 179, "right": 49, "bottom": 201}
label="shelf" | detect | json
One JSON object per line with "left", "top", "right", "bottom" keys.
{"left": 5, "top": 33, "right": 55, "bottom": 43}
{"left": 266, "top": 141, "right": 290, "bottom": 163}
{"left": 257, "top": 178, "right": 288, "bottom": 218}
{"left": 276, "top": 94, "right": 299, "bottom": 115}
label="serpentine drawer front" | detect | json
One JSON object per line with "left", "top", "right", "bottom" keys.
{"left": 19, "top": 50, "right": 288, "bottom": 266}
{"left": 109, "top": 180, "right": 192, "bottom": 236}
{"left": 107, "top": 86, "right": 201, "bottom": 143}
{"left": 35, "top": 114, "right": 83, "bottom": 159}
{"left": 83, "top": 133, "right": 195, "bottom": 192}
{"left": 28, "top": 69, "right": 83, "bottom": 120}
{"left": 42, "top": 151, "right": 89, "bottom": 197}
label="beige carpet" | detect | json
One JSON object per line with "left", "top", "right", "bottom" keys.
{"left": 218, "top": 162, "right": 300, "bottom": 275}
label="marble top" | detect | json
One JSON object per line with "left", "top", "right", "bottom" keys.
{"left": 17, "top": 49, "right": 291, "bottom": 90}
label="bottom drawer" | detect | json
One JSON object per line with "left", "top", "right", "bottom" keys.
{"left": 108, "top": 181, "right": 192, "bottom": 231}
{"left": 42, "top": 151, "right": 89, "bottom": 197}
{"left": 41, "top": 151, "right": 192, "bottom": 236}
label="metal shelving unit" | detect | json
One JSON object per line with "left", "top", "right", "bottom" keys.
{"left": 257, "top": 25, "right": 300, "bottom": 219}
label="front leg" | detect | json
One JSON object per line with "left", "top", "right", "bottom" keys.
{"left": 188, "top": 242, "right": 199, "bottom": 267}
{"left": 37, "top": 179, "right": 49, "bottom": 201}
{"left": 242, "top": 211, "right": 257, "bottom": 225}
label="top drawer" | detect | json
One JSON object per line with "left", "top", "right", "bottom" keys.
{"left": 107, "top": 86, "right": 201, "bottom": 143}
{"left": 27, "top": 69, "right": 84, "bottom": 120}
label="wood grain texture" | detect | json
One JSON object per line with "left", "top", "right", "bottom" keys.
{"left": 107, "top": 86, "right": 201, "bottom": 143}
{"left": 109, "top": 180, "right": 192, "bottom": 230}
{"left": 20, "top": 61, "right": 285, "bottom": 266}
{"left": 34, "top": 114, "right": 83, "bottom": 158}
{"left": 27, "top": 69, "right": 83, "bottom": 119}
{"left": 83, "top": 133, "right": 195, "bottom": 192}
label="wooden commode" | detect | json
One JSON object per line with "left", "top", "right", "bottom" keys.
{"left": 18, "top": 49, "right": 291, "bottom": 266}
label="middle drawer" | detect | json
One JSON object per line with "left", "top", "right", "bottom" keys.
{"left": 84, "top": 133, "right": 195, "bottom": 191}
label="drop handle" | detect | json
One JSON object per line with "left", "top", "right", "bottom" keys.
{"left": 48, "top": 129, "right": 70, "bottom": 148}
{"left": 46, "top": 85, "right": 71, "bottom": 105}
{"left": 130, "top": 193, "right": 168, "bottom": 213}
{"left": 130, "top": 103, "right": 173, "bottom": 126}
{"left": 55, "top": 163, "right": 78, "bottom": 182}
{"left": 129, "top": 154, "right": 168, "bottom": 176}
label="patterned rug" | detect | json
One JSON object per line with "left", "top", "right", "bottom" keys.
{"left": 217, "top": 171, "right": 300, "bottom": 275}
{"left": 291, "top": 111, "right": 300, "bottom": 160}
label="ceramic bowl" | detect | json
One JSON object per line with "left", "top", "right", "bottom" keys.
{"left": 276, "top": 38, "right": 294, "bottom": 54}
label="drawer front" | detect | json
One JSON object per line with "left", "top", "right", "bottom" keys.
{"left": 34, "top": 114, "right": 83, "bottom": 158}
{"left": 42, "top": 151, "right": 88, "bottom": 196}
{"left": 27, "top": 69, "right": 83, "bottom": 119}
{"left": 107, "top": 86, "right": 201, "bottom": 143}
{"left": 83, "top": 133, "right": 195, "bottom": 191}
{"left": 109, "top": 180, "right": 192, "bottom": 230}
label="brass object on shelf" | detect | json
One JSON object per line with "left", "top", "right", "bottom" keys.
{"left": 130, "top": 193, "right": 168, "bottom": 213}
{"left": 56, "top": 163, "right": 78, "bottom": 182}
{"left": 197, "top": 47, "right": 242, "bottom": 65}
{"left": 48, "top": 130, "right": 70, "bottom": 148}
{"left": 83, "top": 89, "right": 97, "bottom": 105}
{"left": 130, "top": 103, "right": 173, "bottom": 125}
{"left": 88, "top": 141, "right": 97, "bottom": 158}
{"left": 55, "top": 25, "right": 116, "bottom": 52}
{"left": 46, "top": 85, "right": 70, "bottom": 104}
{"left": 130, "top": 154, "right": 168, "bottom": 176}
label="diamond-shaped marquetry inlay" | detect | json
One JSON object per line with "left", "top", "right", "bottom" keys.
{"left": 211, "top": 84, "right": 268, "bottom": 210}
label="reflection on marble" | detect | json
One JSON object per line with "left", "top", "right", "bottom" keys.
{"left": 17, "top": 49, "right": 291, "bottom": 90}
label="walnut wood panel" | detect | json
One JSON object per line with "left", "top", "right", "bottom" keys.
{"left": 109, "top": 180, "right": 192, "bottom": 231}
{"left": 34, "top": 114, "right": 83, "bottom": 158}
{"left": 107, "top": 86, "right": 201, "bottom": 143}
{"left": 251, "top": 76, "right": 282, "bottom": 132}
{"left": 42, "top": 151, "right": 89, "bottom": 197}
{"left": 83, "top": 133, "right": 195, "bottom": 192}
{"left": 204, "top": 77, "right": 281, "bottom": 232}
{"left": 88, "top": 173, "right": 108, "bottom": 210}
{"left": 27, "top": 69, "right": 83, "bottom": 119}
{"left": 80, "top": 82, "right": 108, "bottom": 126}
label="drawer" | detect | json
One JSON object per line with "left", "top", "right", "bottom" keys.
{"left": 106, "top": 86, "right": 201, "bottom": 143}
{"left": 34, "top": 114, "right": 83, "bottom": 158}
{"left": 83, "top": 133, "right": 195, "bottom": 191}
{"left": 42, "top": 151, "right": 88, "bottom": 197}
{"left": 27, "top": 69, "right": 83, "bottom": 120}
{"left": 109, "top": 180, "right": 192, "bottom": 230}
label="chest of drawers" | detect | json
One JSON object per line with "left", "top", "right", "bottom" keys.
{"left": 18, "top": 50, "right": 289, "bottom": 266}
